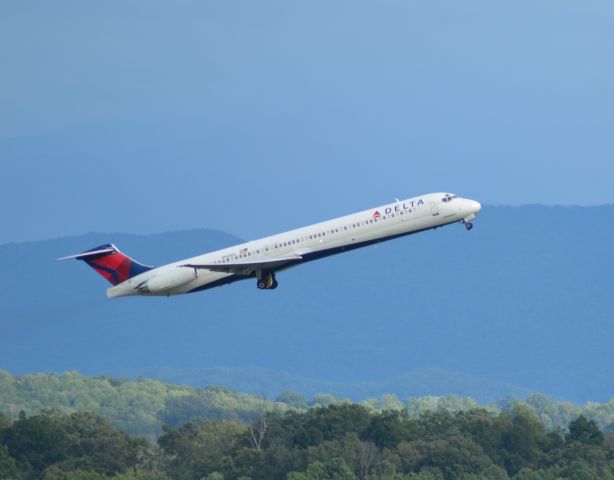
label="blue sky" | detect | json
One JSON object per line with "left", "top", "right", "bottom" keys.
{"left": 1, "top": 0, "right": 613, "bottom": 244}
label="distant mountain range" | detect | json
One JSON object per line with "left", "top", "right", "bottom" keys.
{"left": 1, "top": 205, "right": 613, "bottom": 403}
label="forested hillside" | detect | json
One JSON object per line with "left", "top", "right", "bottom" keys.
{"left": 2, "top": 370, "right": 614, "bottom": 442}
{"left": 0, "top": 370, "right": 286, "bottom": 439}
{"left": 119, "top": 366, "right": 531, "bottom": 405}
{"left": 2, "top": 404, "right": 614, "bottom": 480}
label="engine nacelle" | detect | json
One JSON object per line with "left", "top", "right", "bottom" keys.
{"left": 140, "top": 267, "right": 197, "bottom": 293}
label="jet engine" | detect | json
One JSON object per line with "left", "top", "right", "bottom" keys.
{"left": 137, "top": 267, "right": 197, "bottom": 294}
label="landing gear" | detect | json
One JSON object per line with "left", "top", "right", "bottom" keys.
{"left": 257, "top": 272, "right": 277, "bottom": 290}
{"left": 461, "top": 215, "right": 475, "bottom": 231}
{"left": 462, "top": 210, "right": 477, "bottom": 232}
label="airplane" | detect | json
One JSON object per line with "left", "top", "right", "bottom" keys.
{"left": 61, "top": 192, "right": 481, "bottom": 298}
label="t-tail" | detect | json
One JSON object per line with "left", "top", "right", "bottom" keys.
{"left": 59, "top": 243, "right": 153, "bottom": 286}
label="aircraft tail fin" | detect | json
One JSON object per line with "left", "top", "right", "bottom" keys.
{"left": 59, "top": 243, "right": 153, "bottom": 286}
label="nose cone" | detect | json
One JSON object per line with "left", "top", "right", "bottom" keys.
{"left": 470, "top": 199, "right": 481, "bottom": 213}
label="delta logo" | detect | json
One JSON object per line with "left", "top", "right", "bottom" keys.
{"left": 373, "top": 199, "right": 425, "bottom": 218}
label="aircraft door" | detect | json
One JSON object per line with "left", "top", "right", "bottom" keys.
{"left": 430, "top": 202, "right": 440, "bottom": 216}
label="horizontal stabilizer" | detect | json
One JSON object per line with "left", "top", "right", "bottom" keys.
{"left": 58, "top": 244, "right": 118, "bottom": 260}
{"left": 182, "top": 255, "right": 303, "bottom": 276}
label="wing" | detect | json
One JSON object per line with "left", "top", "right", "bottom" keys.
{"left": 181, "top": 254, "right": 303, "bottom": 276}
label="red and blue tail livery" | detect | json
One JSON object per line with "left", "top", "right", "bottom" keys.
{"left": 60, "top": 244, "right": 152, "bottom": 286}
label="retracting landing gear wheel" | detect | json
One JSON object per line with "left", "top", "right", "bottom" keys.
{"left": 465, "top": 222, "right": 473, "bottom": 231}
{"left": 257, "top": 272, "right": 277, "bottom": 290}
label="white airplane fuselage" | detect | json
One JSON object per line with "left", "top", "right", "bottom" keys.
{"left": 89, "top": 192, "right": 480, "bottom": 298}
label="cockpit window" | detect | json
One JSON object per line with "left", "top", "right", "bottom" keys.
{"left": 442, "top": 193, "right": 457, "bottom": 203}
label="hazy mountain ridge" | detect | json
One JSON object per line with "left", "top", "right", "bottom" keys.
{"left": 1, "top": 205, "right": 613, "bottom": 403}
